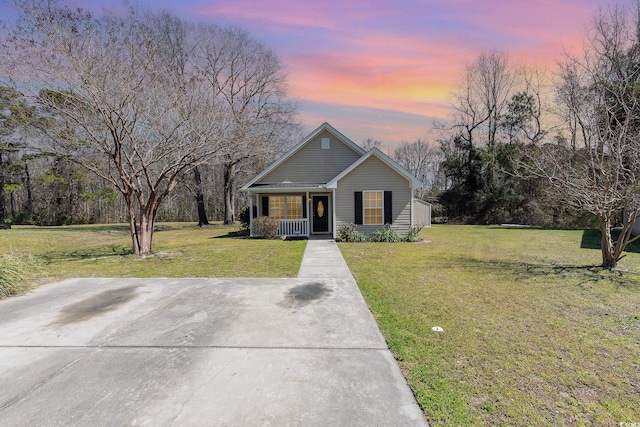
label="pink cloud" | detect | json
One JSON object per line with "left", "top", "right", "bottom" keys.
{"left": 192, "top": 0, "right": 396, "bottom": 33}
{"left": 188, "top": 0, "right": 610, "bottom": 141}
{"left": 283, "top": 33, "right": 470, "bottom": 121}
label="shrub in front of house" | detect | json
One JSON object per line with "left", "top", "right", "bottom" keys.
{"left": 239, "top": 206, "right": 251, "bottom": 231}
{"left": 339, "top": 222, "right": 422, "bottom": 243}
{"left": 348, "top": 231, "right": 370, "bottom": 242}
{"left": 337, "top": 222, "right": 370, "bottom": 242}
{"left": 404, "top": 226, "right": 423, "bottom": 242}
{"left": 337, "top": 222, "right": 357, "bottom": 241}
{"left": 371, "top": 225, "right": 402, "bottom": 242}
{"left": 253, "top": 216, "right": 279, "bottom": 239}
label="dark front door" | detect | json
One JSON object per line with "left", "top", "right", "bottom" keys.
{"left": 312, "top": 196, "right": 329, "bottom": 233}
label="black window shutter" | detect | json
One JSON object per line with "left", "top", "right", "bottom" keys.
{"left": 354, "top": 192, "right": 363, "bottom": 225}
{"left": 262, "top": 196, "right": 269, "bottom": 216}
{"left": 302, "top": 196, "right": 307, "bottom": 218}
{"left": 252, "top": 205, "right": 258, "bottom": 218}
{"left": 384, "top": 191, "right": 392, "bottom": 224}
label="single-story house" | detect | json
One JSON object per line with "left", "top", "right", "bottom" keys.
{"left": 240, "top": 122, "right": 429, "bottom": 238}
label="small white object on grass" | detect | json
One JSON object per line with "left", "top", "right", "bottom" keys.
{"left": 432, "top": 326, "right": 444, "bottom": 332}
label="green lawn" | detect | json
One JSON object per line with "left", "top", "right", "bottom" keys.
{"left": 0, "top": 223, "right": 306, "bottom": 281}
{"left": 339, "top": 225, "right": 640, "bottom": 426}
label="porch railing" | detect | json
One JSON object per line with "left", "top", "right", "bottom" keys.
{"left": 277, "top": 219, "right": 309, "bottom": 237}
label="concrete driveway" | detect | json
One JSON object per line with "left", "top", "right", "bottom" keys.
{"left": 0, "top": 241, "right": 427, "bottom": 426}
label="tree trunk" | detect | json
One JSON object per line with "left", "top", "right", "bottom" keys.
{"left": 24, "top": 162, "right": 32, "bottom": 216}
{"left": 125, "top": 193, "right": 141, "bottom": 255}
{"left": 10, "top": 191, "right": 15, "bottom": 219}
{"left": 600, "top": 218, "right": 618, "bottom": 268}
{"left": 138, "top": 210, "right": 154, "bottom": 255}
{"left": 223, "top": 162, "right": 236, "bottom": 225}
{"left": 194, "top": 166, "right": 209, "bottom": 227}
{"left": 0, "top": 152, "right": 6, "bottom": 224}
{"left": 122, "top": 190, "right": 160, "bottom": 256}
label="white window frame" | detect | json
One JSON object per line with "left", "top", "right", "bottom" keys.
{"left": 269, "top": 195, "right": 285, "bottom": 220}
{"left": 286, "top": 196, "right": 303, "bottom": 219}
{"left": 321, "top": 137, "right": 330, "bottom": 150}
{"left": 363, "top": 190, "right": 384, "bottom": 225}
{"left": 269, "top": 195, "right": 303, "bottom": 220}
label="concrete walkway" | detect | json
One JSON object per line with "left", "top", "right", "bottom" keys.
{"left": 0, "top": 240, "right": 428, "bottom": 426}
{"left": 298, "top": 238, "right": 353, "bottom": 279}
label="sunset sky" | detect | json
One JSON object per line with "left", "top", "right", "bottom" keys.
{"left": 0, "top": 0, "right": 614, "bottom": 147}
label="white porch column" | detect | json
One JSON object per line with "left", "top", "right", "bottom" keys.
{"left": 249, "top": 194, "right": 254, "bottom": 237}
{"left": 306, "top": 191, "right": 310, "bottom": 236}
{"left": 332, "top": 189, "right": 336, "bottom": 238}
{"left": 410, "top": 188, "right": 415, "bottom": 229}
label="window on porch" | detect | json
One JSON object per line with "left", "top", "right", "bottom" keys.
{"left": 269, "top": 196, "right": 303, "bottom": 219}
{"left": 259, "top": 195, "right": 309, "bottom": 237}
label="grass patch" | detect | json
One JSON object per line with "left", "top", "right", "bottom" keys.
{"left": 339, "top": 225, "right": 640, "bottom": 426}
{"left": 0, "top": 223, "right": 306, "bottom": 283}
{"left": 0, "top": 253, "right": 40, "bottom": 299}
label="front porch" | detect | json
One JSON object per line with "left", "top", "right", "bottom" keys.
{"left": 246, "top": 190, "right": 334, "bottom": 238}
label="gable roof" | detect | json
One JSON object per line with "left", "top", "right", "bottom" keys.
{"left": 326, "top": 147, "right": 423, "bottom": 189}
{"left": 240, "top": 122, "right": 366, "bottom": 190}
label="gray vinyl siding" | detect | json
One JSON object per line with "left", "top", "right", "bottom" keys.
{"left": 258, "top": 130, "right": 362, "bottom": 184}
{"left": 335, "top": 156, "right": 412, "bottom": 234}
{"left": 413, "top": 199, "right": 432, "bottom": 228}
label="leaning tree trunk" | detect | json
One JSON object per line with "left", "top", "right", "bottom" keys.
{"left": 125, "top": 193, "right": 141, "bottom": 255}
{"left": 223, "top": 162, "right": 236, "bottom": 225}
{"left": 193, "top": 166, "right": 209, "bottom": 227}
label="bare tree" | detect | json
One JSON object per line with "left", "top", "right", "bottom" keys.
{"left": 533, "top": 0, "right": 640, "bottom": 267}
{"left": 555, "top": 64, "right": 593, "bottom": 151}
{"left": 393, "top": 140, "right": 443, "bottom": 199}
{"left": 442, "top": 51, "right": 517, "bottom": 148}
{"left": 192, "top": 25, "right": 298, "bottom": 225}
{"left": 361, "top": 137, "right": 383, "bottom": 151}
{"left": 500, "top": 68, "right": 549, "bottom": 145}
{"left": 2, "top": 1, "right": 229, "bottom": 254}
